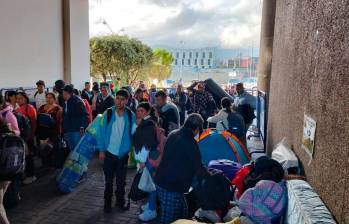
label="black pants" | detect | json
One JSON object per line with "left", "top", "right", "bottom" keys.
{"left": 103, "top": 151, "right": 129, "bottom": 205}
{"left": 25, "top": 139, "right": 36, "bottom": 177}
{"left": 179, "top": 111, "right": 185, "bottom": 125}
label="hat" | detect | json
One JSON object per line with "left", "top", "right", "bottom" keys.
{"left": 238, "top": 180, "right": 287, "bottom": 223}
{"left": 63, "top": 84, "right": 74, "bottom": 94}
{"left": 36, "top": 80, "right": 45, "bottom": 86}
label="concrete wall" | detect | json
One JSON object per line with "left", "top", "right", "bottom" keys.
{"left": 267, "top": 1, "right": 349, "bottom": 223}
{"left": 0, "top": 0, "right": 64, "bottom": 88}
{"left": 0, "top": 0, "right": 90, "bottom": 90}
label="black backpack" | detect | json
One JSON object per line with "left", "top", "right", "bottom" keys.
{"left": 13, "top": 111, "right": 31, "bottom": 141}
{"left": 197, "top": 169, "right": 235, "bottom": 212}
{"left": 243, "top": 156, "right": 285, "bottom": 191}
{"left": 236, "top": 104, "right": 256, "bottom": 125}
{"left": 0, "top": 134, "right": 26, "bottom": 180}
{"left": 222, "top": 112, "right": 246, "bottom": 139}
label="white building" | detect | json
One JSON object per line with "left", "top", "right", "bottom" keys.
{"left": 170, "top": 47, "right": 217, "bottom": 69}
{"left": 0, "top": 0, "right": 90, "bottom": 89}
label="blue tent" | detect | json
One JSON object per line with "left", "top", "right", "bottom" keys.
{"left": 197, "top": 129, "right": 251, "bottom": 166}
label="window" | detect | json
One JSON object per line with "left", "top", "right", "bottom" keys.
{"left": 187, "top": 59, "right": 191, "bottom": 65}
{"left": 208, "top": 59, "right": 211, "bottom": 66}
{"left": 194, "top": 59, "right": 197, "bottom": 65}
{"left": 189, "top": 52, "right": 192, "bottom": 58}
{"left": 201, "top": 59, "right": 204, "bottom": 65}
{"left": 183, "top": 52, "right": 185, "bottom": 58}
{"left": 176, "top": 52, "right": 179, "bottom": 58}
{"left": 209, "top": 52, "right": 213, "bottom": 58}
{"left": 182, "top": 59, "right": 184, "bottom": 65}
{"left": 196, "top": 52, "right": 199, "bottom": 58}
{"left": 202, "top": 66, "right": 205, "bottom": 69}
{"left": 175, "top": 59, "right": 178, "bottom": 65}
{"left": 202, "top": 52, "right": 206, "bottom": 58}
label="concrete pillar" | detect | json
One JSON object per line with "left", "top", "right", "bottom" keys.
{"left": 62, "top": 0, "right": 90, "bottom": 89}
{"left": 257, "top": 0, "right": 277, "bottom": 93}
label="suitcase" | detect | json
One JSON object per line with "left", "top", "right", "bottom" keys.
{"left": 204, "top": 78, "right": 234, "bottom": 106}
{"left": 208, "top": 159, "right": 242, "bottom": 181}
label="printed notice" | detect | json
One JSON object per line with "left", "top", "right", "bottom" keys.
{"left": 302, "top": 114, "right": 317, "bottom": 158}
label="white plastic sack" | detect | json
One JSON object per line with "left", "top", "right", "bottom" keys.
{"left": 135, "top": 146, "right": 149, "bottom": 163}
{"left": 272, "top": 138, "right": 299, "bottom": 175}
{"left": 138, "top": 167, "right": 156, "bottom": 193}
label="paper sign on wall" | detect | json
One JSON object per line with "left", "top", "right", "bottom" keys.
{"left": 302, "top": 114, "right": 317, "bottom": 157}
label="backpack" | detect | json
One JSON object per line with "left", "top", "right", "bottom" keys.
{"left": 37, "top": 113, "right": 55, "bottom": 128}
{"left": 236, "top": 104, "right": 256, "bottom": 125}
{"left": 0, "top": 134, "right": 26, "bottom": 180}
{"left": 147, "top": 127, "right": 167, "bottom": 169}
{"left": 222, "top": 112, "right": 246, "bottom": 139}
{"left": 197, "top": 169, "right": 235, "bottom": 212}
{"left": 208, "top": 159, "right": 242, "bottom": 181}
{"left": 243, "top": 156, "right": 284, "bottom": 192}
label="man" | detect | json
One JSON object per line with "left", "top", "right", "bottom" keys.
{"left": 81, "top": 81, "right": 93, "bottom": 105}
{"left": 188, "top": 82, "right": 216, "bottom": 125}
{"left": 54, "top": 80, "right": 66, "bottom": 107}
{"left": 97, "top": 90, "right": 136, "bottom": 213}
{"left": 234, "top": 83, "right": 256, "bottom": 131}
{"left": 62, "top": 85, "right": 89, "bottom": 151}
{"left": 149, "top": 84, "right": 157, "bottom": 105}
{"left": 95, "top": 83, "right": 114, "bottom": 115}
{"left": 155, "top": 90, "right": 180, "bottom": 136}
{"left": 170, "top": 84, "right": 187, "bottom": 125}
{"left": 34, "top": 80, "right": 46, "bottom": 109}
{"left": 134, "top": 88, "right": 145, "bottom": 107}
{"left": 155, "top": 114, "right": 208, "bottom": 224}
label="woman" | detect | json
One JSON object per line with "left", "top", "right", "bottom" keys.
{"left": 0, "top": 97, "right": 20, "bottom": 136}
{"left": 73, "top": 89, "right": 92, "bottom": 124}
{"left": 134, "top": 102, "right": 160, "bottom": 222}
{"left": 5, "top": 90, "right": 18, "bottom": 110}
{"left": 37, "top": 93, "right": 63, "bottom": 167}
{"left": 0, "top": 118, "right": 13, "bottom": 224}
{"left": 16, "top": 92, "right": 37, "bottom": 184}
{"left": 207, "top": 97, "right": 245, "bottom": 142}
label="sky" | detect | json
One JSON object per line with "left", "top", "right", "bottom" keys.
{"left": 89, "top": 0, "right": 263, "bottom": 49}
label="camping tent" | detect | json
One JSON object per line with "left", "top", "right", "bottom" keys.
{"left": 197, "top": 129, "right": 251, "bottom": 166}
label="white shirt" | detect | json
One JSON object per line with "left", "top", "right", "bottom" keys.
{"left": 207, "top": 109, "right": 229, "bottom": 131}
{"left": 35, "top": 92, "right": 46, "bottom": 109}
{"left": 107, "top": 112, "right": 125, "bottom": 156}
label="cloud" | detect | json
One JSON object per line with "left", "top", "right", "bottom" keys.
{"left": 89, "top": 0, "right": 262, "bottom": 49}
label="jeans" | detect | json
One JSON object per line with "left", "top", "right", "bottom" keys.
{"left": 64, "top": 132, "right": 82, "bottom": 151}
{"left": 103, "top": 151, "right": 129, "bottom": 205}
{"left": 145, "top": 162, "right": 157, "bottom": 211}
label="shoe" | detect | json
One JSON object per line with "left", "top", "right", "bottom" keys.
{"left": 139, "top": 209, "right": 157, "bottom": 222}
{"left": 115, "top": 201, "right": 129, "bottom": 211}
{"left": 23, "top": 176, "right": 37, "bottom": 185}
{"left": 141, "top": 203, "right": 149, "bottom": 211}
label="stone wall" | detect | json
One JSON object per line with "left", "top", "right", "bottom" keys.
{"left": 267, "top": 0, "right": 349, "bottom": 223}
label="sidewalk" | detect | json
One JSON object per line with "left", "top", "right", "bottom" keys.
{"left": 7, "top": 158, "right": 147, "bottom": 224}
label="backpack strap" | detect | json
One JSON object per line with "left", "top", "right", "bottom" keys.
{"left": 106, "top": 108, "right": 113, "bottom": 124}
{"left": 106, "top": 107, "right": 133, "bottom": 137}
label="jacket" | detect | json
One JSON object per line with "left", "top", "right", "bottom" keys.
{"left": 0, "top": 104, "right": 20, "bottom": 136}
{"left": 170, "top": 91, "right": 187, "bottom": 113}
{"left": 62, "top": 95, "right": 89, "bottom": 133}
{"left": 159, "top": 102, "right": 180, "bottom": 136}
{"left": 96, "top": 106, "right": 136, "bottom": 158}
{"left": 207, "top": 109, "right": 229, "bottom": 131}
{"left": 155, "top": 128, "right": 207, "bottom": 193}
{"left": 96, "top": 94, "right": 114, "bottom": 115}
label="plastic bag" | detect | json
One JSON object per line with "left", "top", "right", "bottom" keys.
{"left": 138, "top": 167, "right": 156, "bottom": 192}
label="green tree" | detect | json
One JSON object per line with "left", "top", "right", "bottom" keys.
{"left": 90, "top": 35, "right": 153, "bottom": 84}
{"left": 143, "top": 48, "right": 174, "bottom": 82}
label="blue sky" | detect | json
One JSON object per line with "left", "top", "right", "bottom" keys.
{"left": 89, "top": 0, "right": 262, "bottom": 49}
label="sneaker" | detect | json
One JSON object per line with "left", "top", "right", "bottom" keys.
{"left": 139, "top": 209, "right": 157, "bottom": 222}
{"left": 141, "top": 203, "right": 149, "bottom": 211}
{"left": 23, "top": 176, "right": 37, "bottom": 185}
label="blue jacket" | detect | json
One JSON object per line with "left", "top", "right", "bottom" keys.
{"left": 96, "top": 106, "right": 136, "bottom": 157}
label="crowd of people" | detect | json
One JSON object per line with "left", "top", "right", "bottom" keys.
{"left": 0, "top": 78, "right": 257, "bottom": 224}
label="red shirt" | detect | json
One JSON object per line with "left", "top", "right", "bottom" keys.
{"left": 16, "top": 104, "right": 37, "bottom": 137}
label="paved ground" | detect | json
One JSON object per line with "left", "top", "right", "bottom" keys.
{"left": 7, "top": 158, "right": 150, "bottom": 224}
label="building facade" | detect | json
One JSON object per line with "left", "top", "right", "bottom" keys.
{"left": 170, "top": 47, "right": 217, "bottom": 69}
